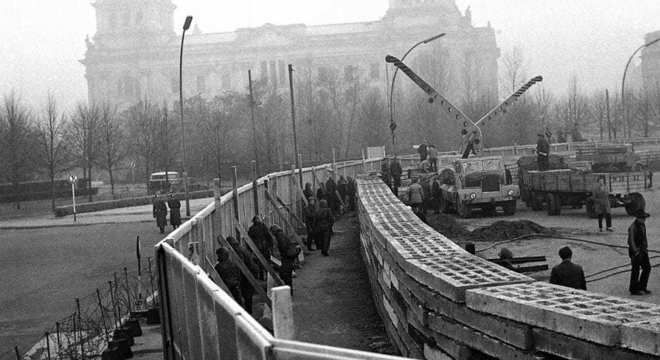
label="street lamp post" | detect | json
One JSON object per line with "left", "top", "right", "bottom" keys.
{"left": 621, "top": 37, "right": 660, "bottom": 139}
{"left": 180, "top": 15, "right": 193, "bottom": 217}
{"left": 388, "top": 33, "right": 445, "bottom": 153}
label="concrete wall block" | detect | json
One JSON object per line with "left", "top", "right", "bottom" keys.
{"left": 429, "top": 332, "right": 474, "bottom": 360}
{"left": 466, "top": 282, "right": 660, "bottom": 346}
{"left": 402, "top": 254, "right": 533, "bottom": 302}
{"left": 533, "top": 327, "right": 658, "bottom": 360}
{"left": 621, "top": 318, "right": 660, "bottom": 356}
{"left": 429, "top": 314, "right": 538, "bottom": 360}
{"left": 383, "top": 296, "right": 399, "bottom": 327}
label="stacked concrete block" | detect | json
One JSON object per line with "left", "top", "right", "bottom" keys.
{"left": 355, "top": 177, "right": 660, "bottom": 360}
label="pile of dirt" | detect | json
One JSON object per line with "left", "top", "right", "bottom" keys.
{"left": 427, "top": 213, "right": 471, "bottom": 239}
{"left": 468, "top": 220, "right": 556, "bottom": 242}
{"left": 517, "top": 154, "right": 567, "bottom": 171}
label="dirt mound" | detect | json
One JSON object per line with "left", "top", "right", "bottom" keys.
{"left": 517, "top": 154, "right": 566, "bottom": 171}
{"left": 468, "top": 220, "right": 556, "bottom": 242}
{"left": 427, "top": 213, "right": 471, "bottom": 239}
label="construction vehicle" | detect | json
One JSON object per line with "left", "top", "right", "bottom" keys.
{"left": 437, "top": 156, "right": 518, "bottom": 217}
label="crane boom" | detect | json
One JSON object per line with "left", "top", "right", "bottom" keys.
{"left": 475, "top": 76, "right": 544, "bottom": 126}
{"left": 385, "top": 55, "right": 475, "bottom": 127}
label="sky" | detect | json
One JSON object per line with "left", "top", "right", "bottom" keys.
{"left": 0, "top": 0, "right": 659, "bottom": 112}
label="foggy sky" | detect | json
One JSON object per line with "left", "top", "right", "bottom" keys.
{"left": 1, "top": 0, "right": 659, "bottom": 112}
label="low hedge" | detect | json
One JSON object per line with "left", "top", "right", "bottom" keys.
{"left": 54, "top": 190, "right": 214, "bottom": 217}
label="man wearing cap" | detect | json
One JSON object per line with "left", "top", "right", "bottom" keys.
{"left": 271, "top": 225, "right": 300, "bottom": 291}
{"left": 549, "top": 246, "right": 587, "bottom": 290}
{"left": 536, "top": 132, "right": 550, "bottom": 171}
{"left": 628, "top": 209, "right": 651, "bottom": 295}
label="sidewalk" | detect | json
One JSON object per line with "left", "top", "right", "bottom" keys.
{"left": 292, "top": 213, "right": 398, "bottom": 354}
{"left": 0, "top": 198, "right": 213, "bottom": 229}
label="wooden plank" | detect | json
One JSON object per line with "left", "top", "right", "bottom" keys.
{"left": 275, "top": 195, "right": 306, "bottom": 229}
{"left": 235, "top": 222, "right": 284, "bottom": 286}
{"left": 216, "top": 235, "right": 271, "bottom": 307}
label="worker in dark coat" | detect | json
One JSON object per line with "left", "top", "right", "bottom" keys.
{"left": 303, "top": 183, "right": 314, "bottom": 201}
{"left": 226, "top": 236, "right": 259, "bottom": 314}
{"left": 167, "top": 192, "right": 182, "bottom": 229}
{"left": 549, "top": 246, "right": 587, "bottom": 290}
{"left": 337, "top": 176, "right": 348, "bottom": 210}
{"left": 592, "top": 176, "right": 612, "bottom": 232}
{"left": 381, "top": 160, "right": 391, "bottom": 189}
{"left": 271, "top": 225, "right": 300, "bottom": 291}
{"left": 628, "top": 210, "right": 651, "bottom": 295}
{"left": 247, "top": 216, "right": 273, "bottom": 280}
{"left": 303, "top": 197, "right": 318, "bottom": 251}
{"left": 214, "top": 247, "right": 243, "bottom": 304}
{"left": 536, "top": 132, "right": 550, "bottom": 171}
{"left": 325, "top": 177, "right": 339, "bottom": 215}
{"left": 390, "top": 157, "right": 403, "bottom": 197}
{"left": 152, "top": 193, "right": 168, "bottom": 234}
{"left": 431, "top": 178, "right": 442, "bottom": 214}
{"left": 346, "top": 177, "right": 356, "bottom": 211}
{"left": 315, "top": 199, "right": 335, "bottom": 256}
{"left": 418, "top": 143, "right": 428, "bottom": 162}
{"left": 316, "top": 182, "right": 326, "bottom": 202}
{"left": 462, "top": 131, "right": 479, "bottom": 159}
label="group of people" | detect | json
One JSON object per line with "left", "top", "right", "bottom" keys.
{"left": 381, "top": 157, "right": 403, "bottom": 196}
{"left": 152, "top": 192, "right": 182, "bottom": 233}
{"left": 213, "top": 177, "right": 356, "bottom": 311}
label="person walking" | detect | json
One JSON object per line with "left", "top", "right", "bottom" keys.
{"left": 592, "top": 176, "right": 612, "bottom": 232}
{"left": 271, "top": 225, "right": 300, "bottom": 291}
{"left": 316, "top": 182, "right": 326, "bottom": 202}
{"left": 315, "top": 199, "right": 335, "bottom": 256}
{"left": 337, "top": 176, "right": 348, "bottom": 211}
{"left": 214, "top": 247, "right": 243, "bottom": 304}
{"left": 390, "top": 156, "right": 403, "bottom": 197}
{"left": 247, "top": 216, "right": 274, "bottom": 280}
{"left": 628, "top": 209, "right": 652, "bottom": 295}
{"left": 536, "top": 132, "right": 550, "bottom": 171}
{"left": 303, "top": 197, "right": 318, "bottom": 251}
{"left": 226, "top": 236, "right": 259, "bottom": 314}
{"left": 152, "top": 193, "right": 168, "bottom": 234}
{"left": 325, "top": 177, "right": 340, "bottom": 215}
{"left": 167, "top": 192, "right": 182, "bottom": 230}
{"left": 549, "top": 246, "right": 587, "bottom": 290}
{"left": 408, "top": 178, "right": 424, "bottom": 219}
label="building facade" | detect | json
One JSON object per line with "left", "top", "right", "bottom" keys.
{"left": 641, "top": 30, "right": 660, "bottom": 94}
{"left": 82, "top": 0, "right": 500, "bottom": 108}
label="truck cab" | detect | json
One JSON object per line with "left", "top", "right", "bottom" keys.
{"left": 438, "top": 156, "right": 518, "bottom": 217}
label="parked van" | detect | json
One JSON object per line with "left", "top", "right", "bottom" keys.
{"left": 148, "top": 171, "right": 183, "bottom": 194}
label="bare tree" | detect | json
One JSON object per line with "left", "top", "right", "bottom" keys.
{"left": 0, "top": 92, "right": 35, "bottom": 209}
{"left": 502, "top": 46, "right": 527, "bottom": 93}
{"left": 98, "top": 103, "right": 124, "bottom": 196}
{"left": 38, "top": 93, "right": 70, "bottom": 210}
{"left": 125, "top": 101, "right": 161, "bottom": 189}
{"left": 70, "top": 103, "right": 100, "bottom": 201}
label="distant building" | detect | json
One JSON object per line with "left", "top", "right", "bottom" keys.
{"left": 81, "top": 0, "right": 500, "bottom": 108}
{"left": 641, "top": 30, "right": 660, "bottom": 94}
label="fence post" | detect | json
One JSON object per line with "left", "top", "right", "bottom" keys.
{"left": 45, "top": 331, "right": 51, "bottom": 360}
{"left": 272, "top": 286, "right": 295, "bottom": 340}
{"left": 361, "top": 149, "right": 366, "bottom": 173}
{"left": 76, "top": 298, "right": 85, "bottom": 360}
{"left": 332, "top": 148, "right": 337, "bottom": 182}
{"left": 252, "top": 161, "right": 259, "bottom": 216}
{"left": 213, "top": 177, "right": 223, "bottom": 247}
{"left": 14, "top": 346, "right": 19, "bottom": 360}
{"left": 232, "top": 166, "right": 240, "bottom": 230}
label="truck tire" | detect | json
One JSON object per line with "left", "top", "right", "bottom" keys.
{"left": 586, "top": 199, "right": 597, "bottom": 218}
{"left": 547, "top": 193, "right": 561, "bottom": 216}
{"left": 625, "top": 193, "right": 646, "bottom": 216}
{"left": 458, "top": 202, "right": 472, "bottom": 218}
{"left": 530, "top": 191, "right": 543, "bottom": 211}
{"left": 503, "top": 200, "right": 517, "bottom": 216}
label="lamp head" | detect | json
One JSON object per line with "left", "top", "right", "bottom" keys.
{"left": 385, "top": 55, "right": 399, "bottom": 63}
{"left": 183, "top": 16, "right": 193, "bottom": 31}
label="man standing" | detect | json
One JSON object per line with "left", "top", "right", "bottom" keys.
{"left": 315, "top": 199, "right": 335, "bottom": 256}
{"left": 167, "top": 192, "right": 182, "bottom": 230}
{"left": 408, "top": 178, "right": 425, "bottom": 220}
{"left": 271, "top": 225, "right": 300, "bottom": 291}
{"left": 248, "top": 216, "right": 273, "bottom": 280}
{"left": 417, "top": 142, "right": 428, "bottom": 162}
{"left": 226, "top": 236, "right": 259, "bottom": 314}
{"left": 536, "top": 132, "right": 550, "bottom": 171}
{"left": 152, "top": 193, "right": 168, "bottom": 234}
{"left": 390, "top": 156, "right": 403, "bottom": 197}
{"left": 628, "top": 209, "right": 651, "bottom": 295}
{"left": 549, "top": 246, "right": 587, "bottom": 290}
{"left": 214, "top": 247, "right": 243, "bottom": 304}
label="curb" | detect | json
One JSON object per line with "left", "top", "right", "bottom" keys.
{"left": 0, "top": 219, "right": 155, "bottom": 230}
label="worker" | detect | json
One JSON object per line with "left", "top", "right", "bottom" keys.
{"left": 549, "top": 246, "right": 587, "bottom": 290}
{"left": 247, "top": 216, "right": 273, "bottom": 280}
{"left": 462, "top": 131, "right": 479, "bottom": 159}
{"left": 315, "top": 199, "right": 335, "bottom": 256}
{"left": 536, "top": 132, "right": 550, "bottom": 171}
{"left": 214, "top": 247, "right": 243, "bottom": 304}
{"left": 390, "top": 156, "right": 403, "bottom": 196}
{"left": 226, "top": 236, "right": 259, "bottom": 314}
{"left": 417, "top": 142, "right": 428, "bottom": 162}
{"left": 408, "top": 177, "right": 425, "bottom": 219}
{"left": 303, "top": 197, "right": 318, "bottom": 251}
{"left": 592, "top": 176, "right": 613, "bottom": 232}
{"left": 498, "top": 248, "right": 516, "bottom": 271}
{"left": 427, "top": 144, "right": 438, "bottom": 172}
{"left": 271, "top": 225, "right": 300, "bottom": 292}
{"left": 628, "top": 209, "right": 651, "bottom": 295}
{"left": 152, "top": 193, "right": 168, "bottom": 234}
{"left": 380, "top": 159, "right": 391, "bottom": 189}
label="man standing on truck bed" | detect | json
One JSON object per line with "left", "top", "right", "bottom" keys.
{"left": 536, "top": 132, "right": 550, "bottom": 171}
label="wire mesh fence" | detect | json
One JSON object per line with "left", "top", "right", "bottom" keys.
{"left": 2, "top": 256, "right": 159, "bottom": 360}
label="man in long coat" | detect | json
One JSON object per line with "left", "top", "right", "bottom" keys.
{"left": 628, "top": 209, "right": 652, "bottom": 295}
{"left": 167, "top": 192, "right": 182, "bottom": 229}
{"left": 152, "top": 194, "right": 167, "bottom": 234}
{"left": 536, "top": 132, "right": 550, "bottom": 171}
{"left": 248, "top": 216, "right": 274, "bottom": 280}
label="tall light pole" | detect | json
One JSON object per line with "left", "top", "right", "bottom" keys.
{"left": 621, "top": 37, "right": 660, "bottom": 139}
{"left": 388, "top": 33, "right": 445, "bottom": 153}
{"left": 248, "top": 70, "right": 260, "bottom": 176}
{"left": 288, "top": 64, "right": 303, "bottom": 187}
{"left": 180, "top": 15, "right": 193, "bottom": 217}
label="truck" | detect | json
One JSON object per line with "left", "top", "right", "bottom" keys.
{"left": 436, "top": 156, "right": 519, "bottom": 218}
{"left": 520, "top": 164, "right": 649, "bottom": 217}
